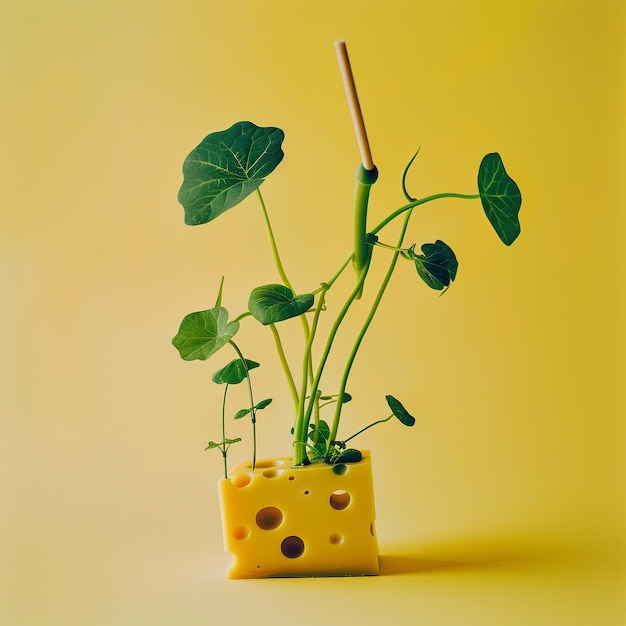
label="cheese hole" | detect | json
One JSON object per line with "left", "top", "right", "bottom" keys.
{"left": 255, "top": 506, "right": 283, "bottom": 530}
{"left": 329, "top": 490, "right": 351, "bottom": 510}
{"left": 231, "top": 473, "right": 251, "bottom": 488}
{"left": 370, "top": 521, "right": 376, "bottom": 537}
{"left": 329, "top": 533, "right": 343, "bottom": 545}
{"left": 262, "top": 469, "right": 284, "bottom": 478}
{"left": 233, "top": 525, "right": 249, "bottom": 540}
{"left": 280, "top": 536, "right": 305, "bottom": 558}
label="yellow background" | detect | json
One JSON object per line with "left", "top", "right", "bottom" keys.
{"left": 1, "top": 0, "right": 624, "bottom": 624}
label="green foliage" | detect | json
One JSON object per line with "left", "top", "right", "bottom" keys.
{"left": 478, "top": 152, "right": 522, "bottom": 245}
{"left": 172, "top": 307, "right": 238, "bottom": 361}
{"left": 409, "top": 240, "right": 458, "bottom": 291}
{"left": 173, "top": 112, "right": 522, "bottom": 473}
{"left": 212, "top": 358, "right": 260, "bottom": 385}
{"left": 385, "top": 395, "right": 416, "bottom": 427}
{"left": 248, "top": 284, "right": 314, "bottom": 325}
{"left": 205, "top": 438, "right": 241, "bottom": 451}
{"left": 233, "top": 398, "right": 273, "bottom": 420}
{"left": 178, "top": 121, "right": 284, "bottom": 226}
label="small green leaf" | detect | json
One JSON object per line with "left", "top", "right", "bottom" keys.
{"left": 319, "top": 393, "right": 352, "bottom": 404}
{"left": 172, "top": 307, "right": 239, "bottom": 361}
{"left": 385, "top": 395, "right": 416, "bottom": 427}
{"left": 254, "top": 398, "right": 273, "bottom": 411}
{"left": 248, "top": 284, "right": 314, "bottom": 325}
{"left": 233, "top": 398, "right": 273, "bottom": 420}
{"left": 204, "top": 437, "right": 241, "bottom": 451}
{"left": 309, "top": 420, "right": 330, "bottom": 444}
{"left": 411, "top": 240, "right": 458, "bottom": 291}
{"left": 212, "top": 358, "right": 260, "bottom": 385}
{"left": 335, "top": 449, "right": 363, "bottom": 464}
{"left": 178, "top": 121, "right": 285, "bottom": 226}
{"left": 478, "top": 153, "right": 522, "bottom": 246}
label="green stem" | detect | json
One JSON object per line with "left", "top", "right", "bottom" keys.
{"left": 229, "top": 340, "right": 257, "bottom": 470}
{"left": 256, "top": 187, "right": 314, "bottom": 405}
{"left": 221, "top": 384, "right": 229, "bottom": 478}
{"left": 268, "top": 323, "right": 299, "bottom": 411}
{"left": 328, "top": 209, "right": 414, "bottom": 447}
{"left": 256, "top": 188, "right": 294, "bottom": 291}
{"left": 371, "top": 192, "right": 480, "bottom": 235}
{"left": 353, "top": 165, "right": 378, "bottom": 284}
{"left": 342, "top": 414, "right": 393, "bottom": 445}
{"left": 294, "top": 258, "right": 371, "bottom": 465}
{"left": 294, "top": 288, "right": 328, "bottom": 464}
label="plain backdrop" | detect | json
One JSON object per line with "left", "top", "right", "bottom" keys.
{"left": 1, "top": 1, "right": 625, "bottom": 624}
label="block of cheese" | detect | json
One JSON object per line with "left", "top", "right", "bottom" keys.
{"left": 218, "top": 451, "right": 379, "bottom": 578}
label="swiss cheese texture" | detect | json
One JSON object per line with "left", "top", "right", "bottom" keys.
{"left": 218, "top": 452, "right": 379, "bottom": 578}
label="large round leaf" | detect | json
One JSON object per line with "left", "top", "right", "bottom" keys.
{"left": 178, "top": 121, "right": 285, "bottom": 226}
{"left": 172, "top": 306, "right": 239, "bottom": 361}
{"left": 478, "top": 153, "right": 522, "bottom": 246}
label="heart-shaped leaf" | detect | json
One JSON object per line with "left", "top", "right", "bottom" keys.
{"left": 385, "top": 395, "right": 416, "bottom": 427}
{"left": 478, "top": 152, "right": 522, "bottom": 246}
{"left": 248, "top": 284, "right": 314, "bottom": 325}
{"left": 172, "top": 306, "right": 239, "bottom": 361}
{"left": 212, "top": 358, "right": 260, "bottom": 385}
{"left": 178, "top": 121, "right": 285, "bottom": 226}
{"left": 411, "top": 240, "right": 458, "bottom": 290}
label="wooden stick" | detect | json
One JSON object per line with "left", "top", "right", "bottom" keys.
{"left": 334, "top": 40, "right": 375, "bottom": 171}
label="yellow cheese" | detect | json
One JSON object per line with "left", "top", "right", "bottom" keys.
{"left": 218, "top": 451, "right": 379, "bottom": 578}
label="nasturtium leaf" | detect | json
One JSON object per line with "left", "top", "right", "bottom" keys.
{"left": 212, "top": 358, "right": 260, "bottom": 385}
{"left": 248, "top": 284, "right": 314, "bottom": 325}
{"left": 233, "top": 398, "right": 273, "bottom": 420}
{"left": 478, "top": 153, "right": 522, "bottom": 246}
{"left": 411, "top": 240, "right": 458, "bottom": 290}
{"left": 335, "top": 449, "right": 363, "bottom": 464}
{"left": 385, "top": 395, "right": 416, "bottom": 427}
{"left": 172, "top": 307, "right": 239, "bottom": 361}
{"left": 178, "top": 121, "right": 285, "bottom": 226}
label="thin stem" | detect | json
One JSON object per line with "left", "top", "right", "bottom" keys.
{"left": 256, "top": 188, "right": 294, "bottom": 291}
{"left": 294, "top": 258, "right": 371, "bottom": 465}
{"left": 256, "top": 187, "right": 314, "bottom": 404}
{"left": 229, "top": 340, "right": 257, "bottom": 470}
{"left": 342, "top": 414, "right": 393, "bottom": 445}
{"left": 328, "top": 208, "right": 414, "bottom": 446}
{"left": 372, "top": 192, "right": 480, "bottom": 235}
{"left": 221, "top": 384, "right": 229, "bottom": 478}
{"left": 268, "top": 323, "right": 299, "bottom": 410}
{"left": 294, "top": 288, "right": 328, "bottom": 464}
